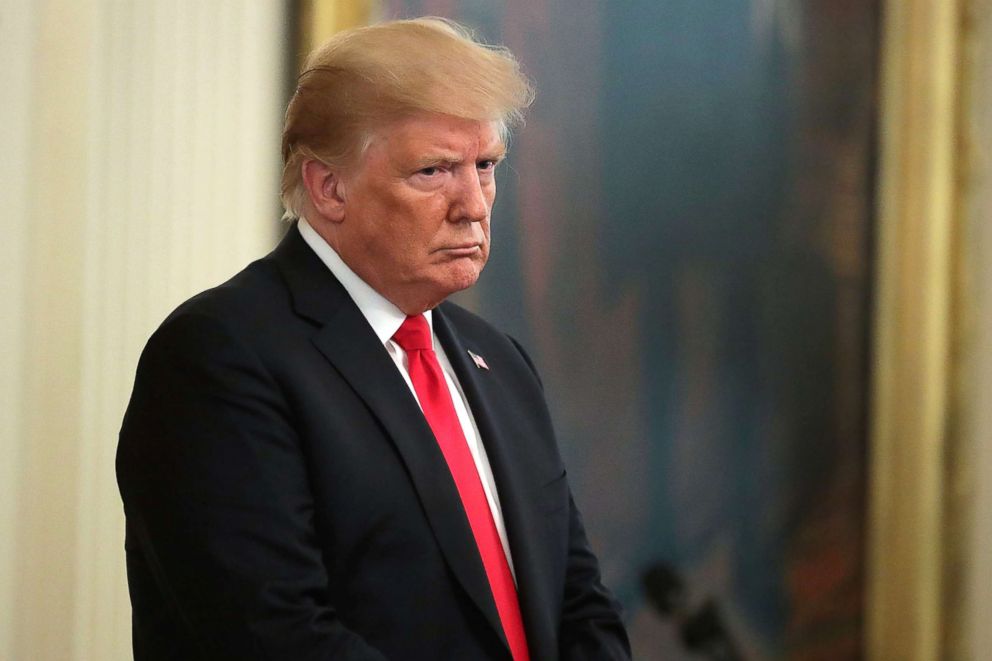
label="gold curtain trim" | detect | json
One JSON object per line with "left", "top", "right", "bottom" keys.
{"left": 867, "top": 0, "right": 964, "bottom": 659}
{"left": 297, "top": 0, "right": 376, "bottom": 67}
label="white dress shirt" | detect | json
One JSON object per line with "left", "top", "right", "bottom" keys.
{"left": 298, "top": 218, "right": 516, "bottom": 578}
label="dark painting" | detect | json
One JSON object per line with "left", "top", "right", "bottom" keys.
{"left": 383, "top": 1, "right": 878, "bottom": 657}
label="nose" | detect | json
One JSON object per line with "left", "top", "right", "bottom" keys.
{"left": 450, "top": 168, "right": 490, "bottom": 224}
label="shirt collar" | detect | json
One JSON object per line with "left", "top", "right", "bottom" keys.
{"left": 297, "top": 216, "right": 433, "bottom": 346}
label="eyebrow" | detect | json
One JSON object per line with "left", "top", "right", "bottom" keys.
{"left": 412, "top": 146, "right": 507, "bottom": 169}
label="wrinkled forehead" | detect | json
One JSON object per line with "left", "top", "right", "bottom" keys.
{"left": 361, "top": 113, "right": 506, "bottom": 165}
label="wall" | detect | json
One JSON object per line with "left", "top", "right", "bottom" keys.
{"left": 0, "top": 1, "right": 287, "bottom": 658}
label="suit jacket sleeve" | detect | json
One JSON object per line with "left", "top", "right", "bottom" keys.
{"left": 117, "top": 310, "right": 389, "bottom": 661}
{"left": 508, "top": 337, "right": 632, "bottom": 660}
{"left": 558, "top": 492, "right": 632, "bottom": 660}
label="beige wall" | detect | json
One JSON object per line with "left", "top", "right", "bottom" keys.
{"left": 0, "top": 1, "right": 287, "bottom": 658}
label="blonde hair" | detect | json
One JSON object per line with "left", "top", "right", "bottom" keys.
{"left": 280, "top": 17, "right": 535, "bottom": 220}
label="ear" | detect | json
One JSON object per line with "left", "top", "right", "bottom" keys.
{"left": 301, "top": 158, "right": 347, "bottom": 223}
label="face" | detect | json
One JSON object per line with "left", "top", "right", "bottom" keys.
{"left": 333, "top": 113, "right": 505, "bottom": 314}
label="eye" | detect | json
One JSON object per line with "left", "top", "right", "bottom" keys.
{"left": 477, "top": 160, "right": 498, "bottom": 171}
{"left": 418, "top": 166, "right": 441, "bottom": 176}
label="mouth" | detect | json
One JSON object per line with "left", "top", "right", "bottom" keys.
{"left": 435, "top": 244, "right": 482, "bottom": 257}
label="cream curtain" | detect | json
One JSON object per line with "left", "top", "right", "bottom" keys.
{"left": 0, "top": 1, "right": 286, "bottom": 658}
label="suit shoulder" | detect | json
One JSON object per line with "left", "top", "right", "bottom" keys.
{"left": 167, "top": 256, "right": 283, "bottom": 325}
{"left": 137, "top": 254, "right": 293, "bottom": 369}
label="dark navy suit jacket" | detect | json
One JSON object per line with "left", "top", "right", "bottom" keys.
{"left": 117, "top": 225, "right": 630, "bottom": 660}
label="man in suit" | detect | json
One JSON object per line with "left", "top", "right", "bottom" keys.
{"left": 117, "top": 17, "right": 630, "bottom": 660}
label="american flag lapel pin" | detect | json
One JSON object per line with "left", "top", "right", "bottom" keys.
{"left": 467, "top": 350, "right": 489, "bottom": 371}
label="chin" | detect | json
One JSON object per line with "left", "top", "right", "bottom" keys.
{"left": 446, "top": 275, "right": 480, "bottom": 296}
{"left": 437, "top": 267, "right": 482, "bottom": 299}
{"left": 456, "top": 256, "right": 487, "bottom": 282}
{"left": 415, "top": 258, "right": 485, "bottom": 307}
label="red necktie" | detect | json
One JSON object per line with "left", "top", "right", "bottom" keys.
{"left": 392, "top": 315, "right": 530, "bottom": 661}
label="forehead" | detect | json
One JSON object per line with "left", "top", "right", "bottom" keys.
{"left": 369, "top": 113, "right": 505, "bottom": 163}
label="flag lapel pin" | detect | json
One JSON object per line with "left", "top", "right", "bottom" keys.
{"left": 467, "top": 350, "right": 489, "bottom": 370}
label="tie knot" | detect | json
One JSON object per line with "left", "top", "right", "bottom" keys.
{"left": 393, "top": 315, "right": 433, "bottom": 352}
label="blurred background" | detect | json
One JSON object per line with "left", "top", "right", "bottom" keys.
{"left": 1, "top": 0, "right": 990, "bottom": 659}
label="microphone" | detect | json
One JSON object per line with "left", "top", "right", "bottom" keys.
{"left": 641, "top": 562, "right": 746, "bottom": 661}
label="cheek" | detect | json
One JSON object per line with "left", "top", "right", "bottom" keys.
{"left": 477, "top": 230, "right": 491, "bottom": 264}
{"left": 414, "top": 198, "right": 452, "bottom": 240}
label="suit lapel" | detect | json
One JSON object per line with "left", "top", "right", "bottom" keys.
{"left": 270, "top": 227, "right": 509, "bottom": 651}
{"left": 434, "top": 307, "right": 558, "bottom": 660}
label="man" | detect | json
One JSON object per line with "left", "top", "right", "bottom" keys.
{"left": 117, "top": 17, "right": 630, "bottom": 660}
